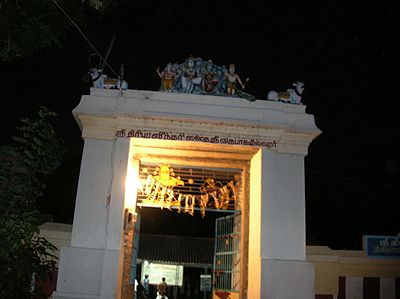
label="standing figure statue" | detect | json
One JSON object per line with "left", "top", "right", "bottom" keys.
{"left": 156, "top": 63, "right": 176, "bottom": 92}
{"left": 224, "top": 63, "right": 245, "bottom": 96}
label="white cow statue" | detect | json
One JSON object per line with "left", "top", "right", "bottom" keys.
{"left": 88, "top": 67, "right": 128, "bottom": 90}
{"left": 267, "top": 81, "right": 305, "bottom": 104}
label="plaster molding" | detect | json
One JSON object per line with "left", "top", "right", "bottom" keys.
{"left": 73, "top": 89, "right": 321, "bottom": 155}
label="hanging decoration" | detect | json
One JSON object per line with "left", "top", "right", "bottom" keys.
{"left": 140, "top": 164, "right": 239, "bottom": 217}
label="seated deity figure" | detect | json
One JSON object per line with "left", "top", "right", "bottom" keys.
{"left": 224, "top": 63, "right": 245, "bottom": 96}
{"left": 215, "top": 65, "right": 228, "bottom": 94}
{"left": 202, "top": 59, "right": 219, "bottom": 94}
{"left": 181, "top": 56, "right": 203, "bottom": 93}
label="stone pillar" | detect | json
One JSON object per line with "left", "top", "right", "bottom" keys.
{"left": 248, "top": 148, "right": 315, "bottom": 299}
{"left": 53, "top": 137, "right": 130, "bottom": 299}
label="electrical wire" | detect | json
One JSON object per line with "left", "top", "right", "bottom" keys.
{"left": 50, "top": 0, "right": 120, "bottom": 78}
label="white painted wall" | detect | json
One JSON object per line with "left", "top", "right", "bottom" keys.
{"left": 55, "top": 247, "right": 104, "bottom": 296}
{"left": 261, "top": 150, "right": 306, "bottom": 260}
{"left": 380, "top": 278, "right": 396, "bottom": 299}
{"left": 70, "top": 138, "right": 113, "bottom": 248}
{"left": 53, "top": 138, "right": 130, "bottom": 299}
{"left": 346, "top": 277, "right": 363, "bottom": 299}
{"left": 248, "top": 148, "right": 314, "bottom": 298}
{"left": 262, "top": 259, "right": 315, "bottom": 299}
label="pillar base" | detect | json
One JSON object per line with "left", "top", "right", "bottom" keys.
{"left": 54, "top": 246, "right": 120, "bottom": 299}
{"left": 52, "top": 292, "right": 99, "bottom": 299}
{"left": 261, "top": 259, "right": 315, "bottom": 299}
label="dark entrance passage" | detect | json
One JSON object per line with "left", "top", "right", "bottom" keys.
{"left": 135, "top": 208, "right": 219, "bottom": 299}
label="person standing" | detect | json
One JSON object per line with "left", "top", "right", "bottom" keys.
{"left": 142, "top": 274, "right": 149, "bottom": 298}
{"left": 157, "top": 277, "right": 167, "bottom": 298}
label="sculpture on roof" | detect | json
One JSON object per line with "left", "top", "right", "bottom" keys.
{"left": 267, "top": 81, "right": 305, "bottom": 104}
{"left": 87, "top": 67, "right": 128, "bottom": 90}
{"left": 225, "top": 63, "right": 245, "bottom": 96}
{"left": 181, "top": 56, "right": 203, "bottom": 93}
{"left": 156, "top": 56, "right": 256, "bottom": 101}
{"left": 156, "top": 63, "right": 175, "bottom": 91}
{"left": 202, "top": 59, "right": 218, "bottom": 94}
{"left": 84, "top": 41, "right": 129, "bottom": 90}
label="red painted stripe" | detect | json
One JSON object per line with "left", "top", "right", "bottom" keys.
{"left": 338, "top": 276, "right": 346, "bottom": 299}
{"left": 363, "top": 277, "right": 380, "bottom": 299}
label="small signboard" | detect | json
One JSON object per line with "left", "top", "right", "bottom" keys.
{"left": 200, "top": 274, "right": 212, "bottom": 291}
{"left": 364, "top": 235, "right": 400, "bottom": 259}
{"left": 141, "top": 262, "right": 184, "bottom": 286}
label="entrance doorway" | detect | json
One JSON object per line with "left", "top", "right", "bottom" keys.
{"left": 123, "top": 138, "right": 257, "bottom": 299}
{"left": 132, "top": 162, "right": 244, "bottom": 299}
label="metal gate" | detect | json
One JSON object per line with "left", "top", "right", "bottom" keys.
{"left": 213, "top": 213, "right": 241, "bottom": 293}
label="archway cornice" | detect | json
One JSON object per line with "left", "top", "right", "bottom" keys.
{"left": 73, "top": 89, "right": 321, "bottom": 155}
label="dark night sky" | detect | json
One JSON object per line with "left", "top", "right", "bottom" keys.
{"left": 1, "top": 1, "right": 399, "bottom": 250}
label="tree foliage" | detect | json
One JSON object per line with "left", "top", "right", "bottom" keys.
{"left": 0, "top": 0, "right": 122, "bottom": 61}
{"left": 0, "top": 107, "right": 66, "bottom": 298}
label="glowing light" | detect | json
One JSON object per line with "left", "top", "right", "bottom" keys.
{"left": 124, "top": 145, "right": 141, "bottom": 212}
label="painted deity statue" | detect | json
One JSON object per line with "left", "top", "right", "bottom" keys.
{"left": 156, "top": 63, "right": 175, "bottom": 91}
{"left": 215, "top": 65, "right": 228, "bottom": 94}
{"left": 155, "top": 56, "right": 256, "bottom": 101}
{"left": 180, "top": 56, "right": 204, "bottom": 93}
{"left": 202, "top": 59, "right": 219, "bottom": 94}
{"left": 224, "top": 63, "right": 245, "bottom": 96}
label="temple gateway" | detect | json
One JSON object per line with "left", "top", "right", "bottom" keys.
{"left": 52, "top": 86, "right": 321, "bottom": 299}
